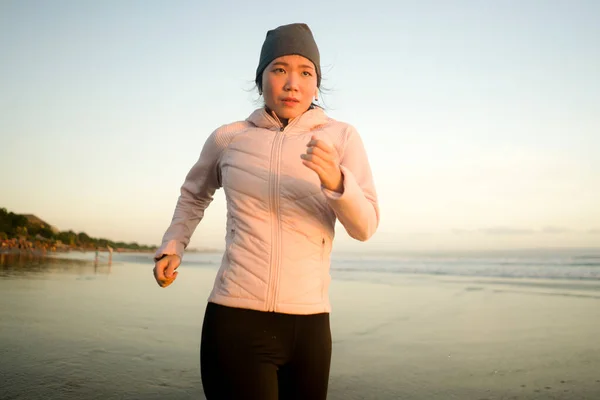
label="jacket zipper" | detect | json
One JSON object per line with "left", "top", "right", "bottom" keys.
{"left": 321, "top": 236, "right": 326, "bottom": 302}
{"left": 267, "top": 126, "right": 284, "bottom": 311}
{"left": 266, "top": 114, "right": 300, "bottom": 312}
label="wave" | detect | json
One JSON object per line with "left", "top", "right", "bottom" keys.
{"left": 45, "top": 249, "right": 600, "bottom": 281}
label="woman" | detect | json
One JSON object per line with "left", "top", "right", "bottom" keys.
{"left": 153, "top": 23, "right": 379, "bottom": 400}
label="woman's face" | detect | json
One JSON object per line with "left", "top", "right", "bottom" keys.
{"left": 261, "top": 54, "right": 318, "bottom": 122}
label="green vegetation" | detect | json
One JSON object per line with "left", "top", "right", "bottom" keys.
{"left": 0, "top": 207, "right": 156, "bottom": 252}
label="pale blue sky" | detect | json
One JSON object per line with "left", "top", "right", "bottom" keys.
{"left": 1, "top": 0, "right": 599, "bottom": 252}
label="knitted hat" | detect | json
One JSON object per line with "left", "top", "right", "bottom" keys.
{"left": 255, "top": 23, "right": 321, "bottom": 88}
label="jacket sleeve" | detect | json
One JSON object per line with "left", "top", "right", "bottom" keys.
{"left": 154, "top": 129, "right": 230, "bottom": 261}
{"left": 321, "top": 126, "right": 380, "bottom": 241}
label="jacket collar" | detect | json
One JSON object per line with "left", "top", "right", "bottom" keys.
{"left": 246, "top": 106, "right": 329, "bottom": 132}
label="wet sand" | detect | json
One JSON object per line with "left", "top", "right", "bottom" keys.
{"left": 1, "top": 255, "right": 599, "bottom": 399}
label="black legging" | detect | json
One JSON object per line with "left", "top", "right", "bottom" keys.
{"left": 200, "top": 302, "right": 332, "bottom": 399}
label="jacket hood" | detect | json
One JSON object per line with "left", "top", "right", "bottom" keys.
{"left": 246, "top": 107, "right": 329, "bottom": 132}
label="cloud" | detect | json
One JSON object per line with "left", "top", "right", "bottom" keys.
{"left": 451, "top": 229, "right": 476, "bottom": 235}
{"left": 540, "top": 226, "right": 571, "bottom": 234}
{"left": 480, "top": 227, "right": 536, "bottom": 235}
{"left": 410, "top": 231, "right": 435, "bottom": 237}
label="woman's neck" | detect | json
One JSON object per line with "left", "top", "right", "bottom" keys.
{"left": 265, "top": 106, "right": 288, "bottom": 127}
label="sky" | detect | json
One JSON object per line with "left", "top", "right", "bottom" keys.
{"left": 1, "top": 0, "right": 599, "bottom": 253}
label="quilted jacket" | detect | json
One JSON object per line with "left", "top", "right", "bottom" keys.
{"left": 155, "top": 107, "right": 379, "bottom": 314}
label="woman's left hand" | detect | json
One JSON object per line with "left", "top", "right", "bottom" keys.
{"left": 301, "top": 135, "right": 344, "bottom": 193}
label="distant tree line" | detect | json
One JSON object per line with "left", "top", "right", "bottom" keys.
{"left": 0, "top": 207, "right": 156, "bottom": 251}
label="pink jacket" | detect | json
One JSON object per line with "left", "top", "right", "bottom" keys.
{"left": 155, "top": 107, "right": 379, "bottom": 314}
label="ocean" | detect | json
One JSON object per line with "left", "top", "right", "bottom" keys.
{"left": 1, "top": 248, "right": 599, "bottom": 399}
{"left": 53, "top": 247, "right": 600, "bottom": 280}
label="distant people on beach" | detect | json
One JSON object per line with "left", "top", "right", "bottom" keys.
{"left": 107, "top": 245, "right": 113, "bottom": 266}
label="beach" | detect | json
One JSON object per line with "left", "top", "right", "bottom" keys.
{"left": 1, "top": 251, "right": 599, "bottom": 399}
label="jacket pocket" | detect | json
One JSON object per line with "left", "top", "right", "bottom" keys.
{"left": 231, "top": 224, "right": 237, "bottom": 242}
{"left": 228, "top": 218, "right": 237, "bottom": 247}
{"left": 221, "top": 219, "right": 237, "bottom": 284}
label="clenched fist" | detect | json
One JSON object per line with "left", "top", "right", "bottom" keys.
{"left": 301, "top": 135, "right": 344, "bottom": 193}
{"left": 153, "top": 254, "right": 181, "bottom": 288}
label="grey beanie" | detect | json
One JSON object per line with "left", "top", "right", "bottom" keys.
{"left": 256, "top": 23, "right": 321, "bottom": 88}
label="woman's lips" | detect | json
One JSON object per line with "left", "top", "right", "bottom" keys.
{"left": 281, "top": 98, "right": 299, "bottom": 107}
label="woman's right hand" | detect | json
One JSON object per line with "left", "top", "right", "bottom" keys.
{"left": 153, "top": 255, "right": 181, "bottom": 288}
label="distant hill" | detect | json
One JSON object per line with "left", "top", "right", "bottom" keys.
{"left": 0, "top": 207, "right": 156, "bottom": 252}
{"left": 21, "top": 214, "right": 60, "bottom": 234}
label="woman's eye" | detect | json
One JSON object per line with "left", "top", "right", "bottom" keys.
{"left": 273, "top": 68, "right": 285, "bottom": 73}
{"left": 302, "top": 71, "right": 313, "bottom": 77}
